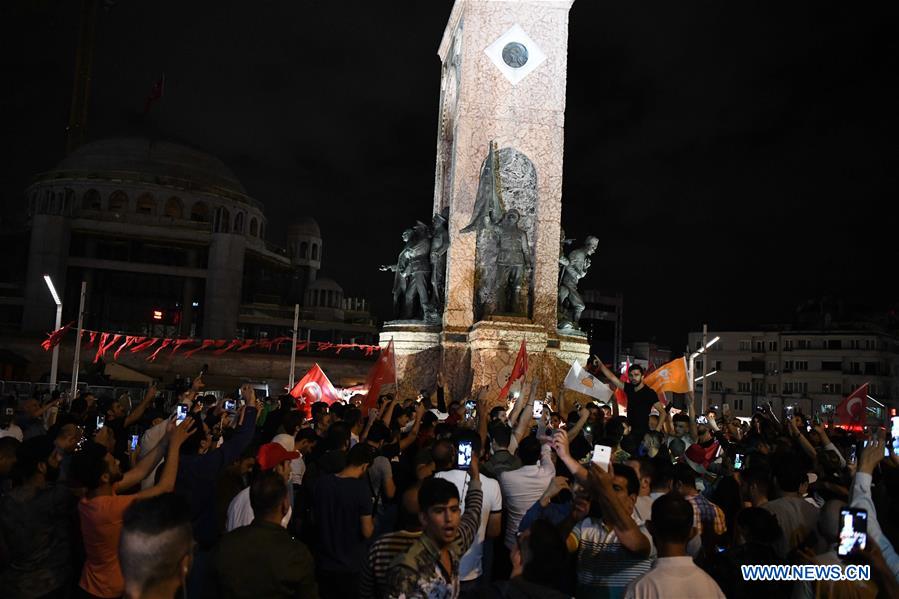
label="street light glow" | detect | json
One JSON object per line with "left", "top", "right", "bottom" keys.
{"left": 694, "top": 369, "right": 718, "bottom": 382}
{"left": 43, "top": 274, "right": 61, "bottom": 306}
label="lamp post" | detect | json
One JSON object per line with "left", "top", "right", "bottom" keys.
{"left": 70, "top": 281, "right": 87, "bottom": 397}
{"left": 43, "top": 275, "right": 63, "bottom": 389}
{"left": 689, "top": 324, "right": 720, "bottom": 414}
{"left": 288, "top": 303, "right": 299, "bottom": 391}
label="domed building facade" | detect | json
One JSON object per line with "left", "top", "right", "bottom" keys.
{"left": 22, "top": 138, "right": 375, "bottom": 344}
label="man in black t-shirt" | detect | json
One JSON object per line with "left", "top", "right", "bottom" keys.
{"left": 595, "top": 363, "right": 658, "bottom": 437}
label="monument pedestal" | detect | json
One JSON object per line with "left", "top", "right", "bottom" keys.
{"left": 379, "top": 316, "right": 589, "bottom": 404}
{"left": 380, "top": 322, "right": 441, "bottom": 399}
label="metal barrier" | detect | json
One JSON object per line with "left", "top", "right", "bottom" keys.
{"left": 0, "top": 380, "right": 176, "bottom": 408}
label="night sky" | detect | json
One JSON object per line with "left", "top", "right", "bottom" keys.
{"left": 3, "top": 1, "right": 897, "bottom": 350}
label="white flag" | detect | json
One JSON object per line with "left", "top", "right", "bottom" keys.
{"left": 563, "top": 360, "right": 613, "bottom": 403}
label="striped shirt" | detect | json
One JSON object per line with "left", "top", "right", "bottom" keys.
{"left": 569, "top": 513, "right": 656, "bottom": 599}
{"left": 360, "top": 530, "right": 422, "bottom": 599}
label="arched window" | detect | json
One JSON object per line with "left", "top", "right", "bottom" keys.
{"left": 190, "top": 201, "right": 209, "bottom": 222}
{"left": 259, "top": 222, "right": 265, "bottom": 239}
{"left": 108, "top": 190, "right": 128, "bottom": 212}
{"left": 82, "top": 189, "right": 102, "bottom": 210}
{"left": 249, "top": 217, "right": 258, "bottom": 236}
{"left": 311, "top": 243, "right": 319, "bottom": 260}
{"left": 234, "top": 212, "right": 245, "bottom": 233}
{"left": 164, "top": 197, "right": 183, "bottom": 219}
{"left": 214, "top": 207, "right": 231, "bottom": 233}
{"left": 63, "top": 188, "right": 75, "bottom": 214}
{"left": 135, "top": 193, "right": 156, "bottom": 215}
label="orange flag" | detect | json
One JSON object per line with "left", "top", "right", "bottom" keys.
{"left": 643, "top": 357, "right": 691, "bottom": 394}
{"left": 498, "top": 339, "right": 528, "bottom": 400}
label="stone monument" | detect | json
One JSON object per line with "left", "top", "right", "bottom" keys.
{"left": 381, "top": 0, "right": 589, "bottom": 400}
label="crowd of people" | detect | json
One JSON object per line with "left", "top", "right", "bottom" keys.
{"left": 1, "top": 360, "right": 898, "bottom": 599}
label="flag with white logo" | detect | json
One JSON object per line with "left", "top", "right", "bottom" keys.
{"left": 564, "top": 360, "right": 613, "bottom": 403}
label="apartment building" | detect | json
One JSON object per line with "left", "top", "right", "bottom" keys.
{"left": 686, "top": 329, "right": 899, "bottom": 421}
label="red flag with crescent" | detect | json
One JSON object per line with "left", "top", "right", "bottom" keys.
{"left": 289, "top": 363, "right": 341, "bottom": 418}
{"left": 362, "top": 339, "right": 396, "bottom": 411}
{"left": 498, "top": 339, "right": 528, "bottom": 400}
{"left": 835, "top": 383, "right": 868, "bottom": 426}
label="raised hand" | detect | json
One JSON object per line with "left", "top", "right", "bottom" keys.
{"left": 859, "top": 430, "right": 886, "bottom": 474}
{"left": 240, "top": 384, "right": 258, "bottom": 409}
{"left": 552, "top": 429, "right": 571, "bottom": 458}
{"left": 170, "top": 417, "right": 197, "bottom": 447}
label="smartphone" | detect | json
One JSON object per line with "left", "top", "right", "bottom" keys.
{"left": 891, "top": 416, "right": 899, "bottom": 455}
{"left": 224, "top": 399, "right": 237, "bottom": 412}
{"left": 175, "top": 404, "right": 189, "bottom": 425}
{"left": 198, "top": 363, "right": 209, "bottom": 377}
{"left": 96, "top": 415, "right": 105, "bottom": 429}
{"left": 785, "top": 405, "right": 794, "bottom": 418}
{"left": 3, "top": 407, "right": 13, "bottom": 416}
{"left": 533, "top": 400, "right": 544, "bottom": 418}
{"left": 591, "top": 444, "right": 612, "bottom": 471}
{"left": 847, "top": 444, "right": 857, "bottom": 465}
{"left": 862, "top": 439, "right": 890, "bottom": 458}
{"left": 734, "top": 453, "right": 745, "bottom": 471}
{"left": 130, "top": 434, "right": 139, "bottom": 452}
{"left": 838, "top": 507, "right": 867, "bottom": 556}
{"left": 456, "top": 440, "right": 473, "bottom": 470}
{"left": 696, "top": 415, "right": 709, "bottom": 425}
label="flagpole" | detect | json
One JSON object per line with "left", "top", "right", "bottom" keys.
{"left": 70, "top": 281, "right": 87, "bottom": 397}
{"left": 288, "top": 303, "right": 299, "bottom": 390}
{"left": 700, "top": 324, "right": 709, "bottom": 415}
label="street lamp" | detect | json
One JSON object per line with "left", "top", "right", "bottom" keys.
{"left": 694, "top": 370, "right": 718, "bottom": 383}
{"left": 688, "top": 325, "right": 720, "bottom": 413}
{"left": 43, "top": 274, "right": 62, "bottom": 388}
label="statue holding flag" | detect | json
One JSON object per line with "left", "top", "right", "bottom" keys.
{"left": 461, "top": 141, "right": 536, "bottom": 319}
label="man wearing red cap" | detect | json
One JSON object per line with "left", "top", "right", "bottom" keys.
{"left": 225, "top": 442, "right": 300, "bottom": 531}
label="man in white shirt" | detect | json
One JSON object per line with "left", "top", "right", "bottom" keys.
{"left": 226, "top": 442, "right": 298, "bottom": 531}
{"left": 499, "top": 434, "right": 556, "bottom": 550}
{"left": 435, "top": 431, "right": 503, "bottom": 589}
{"left": 624, "top": 492, "right": 724, "bottom": 599}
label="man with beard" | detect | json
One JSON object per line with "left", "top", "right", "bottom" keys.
{"left": 0, "top": 436, "right": 75, "bottom": 598}
{"left": 71, "top": 417, "right": 194, "bottom": 599}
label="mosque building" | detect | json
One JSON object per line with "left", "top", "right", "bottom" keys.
{"left": 18, "top": 138, "right": 376, "bottom": 345}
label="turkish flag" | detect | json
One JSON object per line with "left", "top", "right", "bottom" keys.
{"left": 835, "top": 383, "right": 868, "bottom": 426}
{"left": 614, "top": 358, "right": 630, "bottom": 409}
{"left": 498, "top": 339, "right": 528, "bottom": 400}
{"left": 362, "top": 339, "right": 396, "bottom": 410}
{"left": 289, "top": 363, "right": 341, "bottom": 418}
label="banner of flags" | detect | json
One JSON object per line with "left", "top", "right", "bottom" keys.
{"left": 39, "top": 322, "right": 382, "bottom": 363}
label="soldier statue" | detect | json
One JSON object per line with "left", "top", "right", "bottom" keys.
{"left": 495, "top": 209, "right": 531, "bottom": 315}
{"left": 429, "top": 208, "right": 450, "bottom": 309}
{"left": 558, "top": 235, "right": 598, "bottom": 329}
{"left": 379, "top": 228, "right": 414, "bottom": 318}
